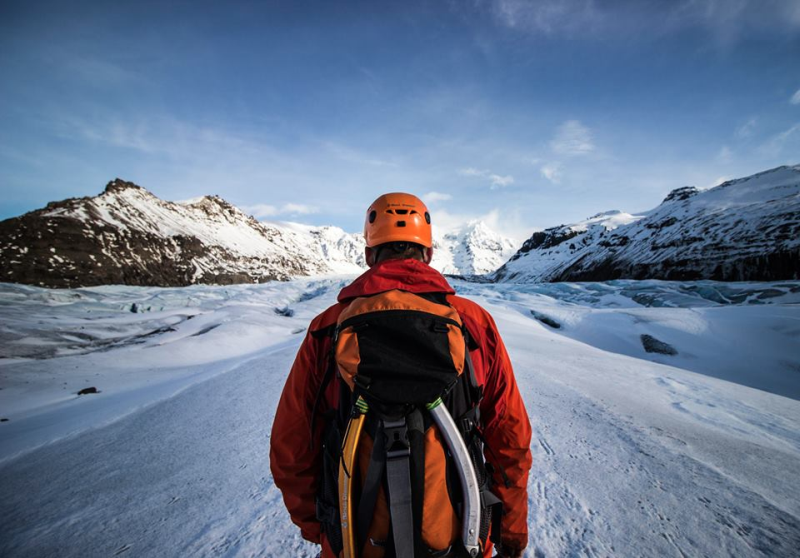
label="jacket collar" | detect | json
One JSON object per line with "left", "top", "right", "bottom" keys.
{"left": 337, "top": 258, "right": 455, "bottom": 303}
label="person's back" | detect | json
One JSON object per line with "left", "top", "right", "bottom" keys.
{"left": 270, "top": 193, "right": 532, "bottom": 557}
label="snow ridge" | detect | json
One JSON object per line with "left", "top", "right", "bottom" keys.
{"left": 0, "top": 179, "right": 366, "bottom": 287}
{"left": 432, "top": 220, "right": 519, "bottom": 276}
{"left": 0, "top": 179, "right": 516, "bottom": 288}
{"left": 495, "top": 165, "right": 800, "bottom": 282}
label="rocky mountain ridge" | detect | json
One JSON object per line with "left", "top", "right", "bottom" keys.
{"left": 494, "top": 165, "right": 800, "bottom": 282}
{"left": 0, "top": 180, "right": 365, "bottom": 288}
{"left": 0, "top": 180, "right": 516, "bottom": 288}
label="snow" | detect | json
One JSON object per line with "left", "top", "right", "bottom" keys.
{"left": 176, "top": 196, "right": 208, "bottom": 206}
{"left": 1, "top": 279, "right": 799, "bottom": 557}
{"left": 278, "top": 217, "right": 518, "bottom": 276}
{"left": 38, "top": 184, "right": 366, "bottom": 279}
{"left": 497, "top": 165, "right": 800, "bottom": 283}
{"left": 433, "top": 220, "right": 519, "bottom": 275}
{"left": 22, "top": 182, "right": 518, "bottom": 284}
{"left": 571, "top": 210, "right": 643, "bottom": 233}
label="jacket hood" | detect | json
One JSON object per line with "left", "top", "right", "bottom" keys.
{"left": 337, "top": 258, "right": 455, "bottom": 303}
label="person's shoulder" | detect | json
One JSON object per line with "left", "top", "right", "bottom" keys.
{"left": 447, "top": 294, "right": 496, "bottom": 330}
{"left": 308, "top": 301, "right": 347, "bottom": 335}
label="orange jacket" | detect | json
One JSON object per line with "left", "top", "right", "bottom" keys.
{"left": 270, "top": 259, "right": 532, "bottom": 555}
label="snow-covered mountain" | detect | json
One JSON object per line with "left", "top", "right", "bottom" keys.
{"left": 0, "top": 179, "right": 365, "bottom": 288}
{"left": 0, "top": 179, "right": 518, "bottom": 288}
{"left": 432, "top": 220, "right": 519, "bottom": 276}
{"left": 494, "top": 165, "right": 800, "bottom": 282}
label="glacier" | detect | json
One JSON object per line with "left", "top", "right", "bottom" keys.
{"left": 1, "top": 278, "right": 799, "bottom": 556}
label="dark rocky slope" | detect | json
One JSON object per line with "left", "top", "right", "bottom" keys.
{"left": 494, "top": 165, "right": 800, "bottom": 283}
{"left": 0, "top": 180, "right": 363, "bottom": 288}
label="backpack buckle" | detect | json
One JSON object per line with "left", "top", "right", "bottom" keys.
{"left": 383, "top": 418, "right": 410, "bottom": 459}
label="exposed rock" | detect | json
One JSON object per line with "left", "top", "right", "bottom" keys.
{"left": 513, "top": 229, "right": 580, "bottom": 258}
{"left": 495, "top": 165, "right": 800, "bottom": 283}
{"left": 77, "top": 387, "right": 99, "bottom": 395}
{"left": 663, "top": 186, "right": 699, "bottom": 203}
{"left": 0, "top": 180, "right": 366, "bottom": 288}
{"left": 274, "top": 306, "right": 295, "bottom": 317}
{"left": 531, "top": 310, "right": 561, "bottom": 329}
{"left": 640, "top": 334, "right": 678, "bottom": 356}
{"left": 0, "top": 179, "right": 515, "bottom": 287}
{"left": 645, "top": 217, "right": 678, "bottom": 230}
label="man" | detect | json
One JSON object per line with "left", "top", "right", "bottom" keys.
{"left": 271, "top": 193, "right": 532, "bottom": 557}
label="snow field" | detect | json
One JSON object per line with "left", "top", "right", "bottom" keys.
{"left": 0, "top": 279, "right": 798, "bottom": 557}
{"left": 0, "top": 278, "right": 350, "bottom": 461}
{"left": 1, "top": 343, "right": 314, "bottom": 557}
{"left": 488, "top": 300, "right": 800, "bottom": 556}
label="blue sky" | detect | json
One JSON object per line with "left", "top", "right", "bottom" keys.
{"left": 1, "top": 0, "right": 799, "bottom": 239}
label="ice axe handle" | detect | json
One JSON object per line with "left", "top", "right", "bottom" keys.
{"left": 427, "top": 399, "right": 481, "bottom": 556}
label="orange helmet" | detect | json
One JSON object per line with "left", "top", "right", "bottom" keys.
{"left": 364, "top": 193, "right": 432, "bottom": 248}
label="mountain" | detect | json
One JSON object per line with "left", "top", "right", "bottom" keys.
{"left": 432, "top": 220, "right": 519, "bottom": 276}
{"left": 0, "top": 179, "right": 516, "bottom": 288}
{"left": 0, "top": 179, "right": 365, "bottom": 288}
{"left": 494, "top": 165, "right": 800, "bottom": 282}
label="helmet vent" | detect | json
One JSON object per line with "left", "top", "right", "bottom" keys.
{"left": 394, "top": 209, "right": 409, "bottom": 215}
{"left": 396, "top": 221, "right": 407, "bottom": 227}
{"left": 424, "top": 212, "right": 431, "bottom": 224}
{"left": 369, "top": 210, "right": 377, "bottom": 223}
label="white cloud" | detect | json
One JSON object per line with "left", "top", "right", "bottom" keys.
{"left": 67, "top": 56, "right": 139, "bottom": 86}
{"left": 242, "top": 203, "right": 318, "bottom": 219}
{"left": 488, "top": 0, "right": 604, "bottom": 36}
{"left": 53, "top": 112, "right": 270, "bottom": 160}
{"left": 717, "top": 146, "right": 732, "bottom": 162}
{"left": 791, "top": 88, "right": 800, "bottom": 105}
{"left": 710, "top": 176, "right": 730, "bottom": 188}
{"left": 324, "top": 142, "right": 398, "bottom": 167}
{"left": 735, "top": 117, "right": 757, "bottom": 138}
{"left": 241, "top": 204, "right": 278, "bottom": 218}
{"left": 433, "top": 208, "right": 530, "bottom": 243}
{"left": 422, "top": 191, "right": 453, "bottom": 203}
{"left": 540, "top": 162, "right": 562, "bottom": 183}
{"left": 489, "top": 174, "right": 515, "bottom": 189}
{"left": 482, "top": 0, "right": 800, "bottom": 43}
{"left": 282, "top": 203, "right": 319, "bottom": 215}
{"left": 550, "top": 120, "right": 595, "bottom": 156}
{"left": 458, "top": 167, "right": 515, "bottom": 189}
{"left": 673, "top": 0, "right": 800, "bottom": 45}
{"left": 760, "top": 122, "right": 800, "bottom": 157}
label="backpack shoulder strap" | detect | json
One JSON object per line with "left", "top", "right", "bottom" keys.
{"left": 414, "top": 290, "right": 451, "bottom": 307}
{"left": 309, "top": 350, "right": 336, "bottom": 450}
{"left": 308, "top": 303, "right": 351, "bottom": 450}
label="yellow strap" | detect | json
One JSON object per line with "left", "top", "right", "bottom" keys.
{"left": 339, "top": 410, "right": 366, "bottom": 558}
